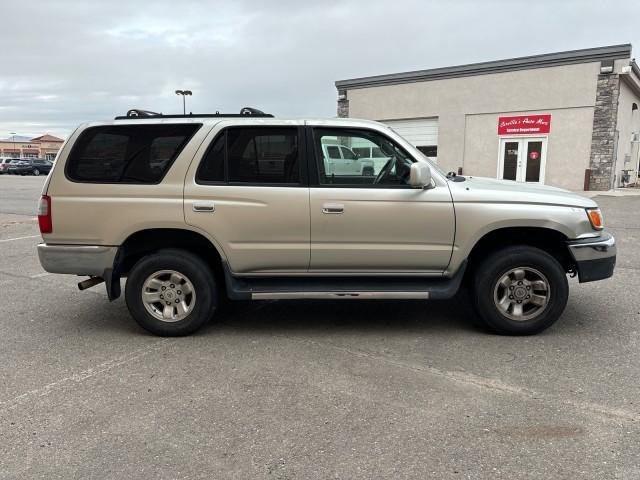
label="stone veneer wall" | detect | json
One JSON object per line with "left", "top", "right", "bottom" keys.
{"left": 588, "top": 74, "right": 621, "bottom": 190}
{"left": 337, "top": 90, "right": 349, "bottom": 118}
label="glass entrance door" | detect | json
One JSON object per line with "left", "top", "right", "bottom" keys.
{"left": 499, "top": 137, "right": 547, "bottom": 183}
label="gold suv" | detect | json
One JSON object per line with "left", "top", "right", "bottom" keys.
{"left": 37, "top": 108, "right": 616, "bottom": 336}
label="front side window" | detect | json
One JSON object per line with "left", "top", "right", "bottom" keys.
{"left": 67, "top": 124, "right": 200, "bottom": 183}
{"left": 197, "top": 127, "right": 299, "bottom": 185}
{"left": 314, "top": 128, "right": 414, "bottom": 186}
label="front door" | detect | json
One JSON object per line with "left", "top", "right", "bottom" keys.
{"left": 308, "top": 126, "right": 455, "bottom": 273}
{"left": 499, "top": 137, "right": 547, "bottom": 183}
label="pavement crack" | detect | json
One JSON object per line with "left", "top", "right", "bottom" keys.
{"left": 268, "top": 334, "right": 640, "bottom": 424}
{"left": 0, "top": 339, "right": 170, "bottom": 414}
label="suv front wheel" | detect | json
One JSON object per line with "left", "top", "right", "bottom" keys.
{"left": 471, "top": 245, "right": 569, "bottom": 335}
{"left": 125, "top": 249, "right": 217, "bottom": 336}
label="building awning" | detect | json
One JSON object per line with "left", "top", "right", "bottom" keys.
{"left": 23, "top": 149, "right": 39, "bottom": 154}
{"left": 2, "top": 149, "right": 19, "bottom": 153}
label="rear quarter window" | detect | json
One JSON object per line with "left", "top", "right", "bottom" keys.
{"left": 66, "top": 124, "right": 201, "bottom": 183}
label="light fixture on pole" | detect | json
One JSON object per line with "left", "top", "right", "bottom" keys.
{"left": 175, "top": 90, "right": 192, "bottom": 115}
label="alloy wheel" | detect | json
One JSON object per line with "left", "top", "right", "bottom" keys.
{"left": 493, "top": 267, "right": 550, "bottom": 321}
{"left": 141, "top": 270, "right": 196, "bottom": 322}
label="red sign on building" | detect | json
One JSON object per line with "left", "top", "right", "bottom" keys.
{"left": 498, "top": 114, "right": 551, "bottom": 135}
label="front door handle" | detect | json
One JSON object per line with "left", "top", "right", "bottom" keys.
{"left": 193, "top": 201, "right": 215, "bottom": 212}
{"left": 322, "top": 203, "right": 344, "bottom": 214}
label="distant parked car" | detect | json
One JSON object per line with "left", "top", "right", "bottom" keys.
{"left": 8, "top": 159, "right": 53, "bottom": 176}
{"left": 7, "top": 160, "right": 27, "bottom": 174}
{"left": 352, "top": 145, "right": 391, "bottom": 174}
{"left": 0, "top": 157, "right": 18, "bottom": 175}
{"left": 0, "top": 158, "right": 17, "bottom": 174}
{"left": 321, "top": 143, "right": 376, "bottom": 176}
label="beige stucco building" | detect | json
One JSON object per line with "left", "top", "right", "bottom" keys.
{"left": 0, "top": 134, "right": 64, "bottom": 161}
{"left": 336, "top": 44, "right": 640, "bottom": 191}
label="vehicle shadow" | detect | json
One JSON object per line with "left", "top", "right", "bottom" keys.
{"left": 57, "top": 292, "right": 480, "bottom": 338}
{"left": 205, "top": 290, "right": 481, "bottom": 336}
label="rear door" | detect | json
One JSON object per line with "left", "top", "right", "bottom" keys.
{"left": 184, "top": 121, "right": 310, "bottom": 274}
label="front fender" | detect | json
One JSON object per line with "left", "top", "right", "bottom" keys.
{"left": 447, "top": 202, "right": 594, "bottom": 274}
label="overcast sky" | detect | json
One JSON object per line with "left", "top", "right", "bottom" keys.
{"left": 1, "top": 0, "right": 639, "bottom": 139}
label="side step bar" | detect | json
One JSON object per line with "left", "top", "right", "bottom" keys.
{"left": 224, "top": 261, "right": 467, "bottom": 301}
{"left": 252, "top": 291, "right": 430, "bottom": 300}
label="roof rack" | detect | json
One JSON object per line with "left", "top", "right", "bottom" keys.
{"left": 114, "top": 107, "right": 274, "bottom": 120}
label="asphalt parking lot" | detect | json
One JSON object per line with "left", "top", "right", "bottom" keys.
{"left": 0, "top": 174, "right": 639, "bottom": 479}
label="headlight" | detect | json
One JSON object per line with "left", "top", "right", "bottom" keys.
{"left": 586, "top": 208, "right": 604, "bottom": 230}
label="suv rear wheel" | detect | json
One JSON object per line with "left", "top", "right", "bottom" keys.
{"left": 471, "top": 245, "right": 568, "bottom": 335}
{"left": 125, "top": 249, "right": 217, "bottom": 336}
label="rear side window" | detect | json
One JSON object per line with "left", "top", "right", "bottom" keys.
{"left": 196, "top": 127, "right": 300, "bottom": 185}
{"left": 66, "top": 124, "right": 201, "bottom": 183}
{"left": 196, "top": 134, "right": 225, "bottom": 183}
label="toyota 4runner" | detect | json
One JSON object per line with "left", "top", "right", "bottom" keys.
{"left": 37, "top": 108, "right": 616, "bottom": 336}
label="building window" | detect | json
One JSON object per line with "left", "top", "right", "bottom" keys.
{"left": 416, "top": 146, "right": 437, "bottom": 158}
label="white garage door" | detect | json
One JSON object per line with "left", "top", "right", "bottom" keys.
{"left": 382, "top": 118, "right": 438, "bottom": 147}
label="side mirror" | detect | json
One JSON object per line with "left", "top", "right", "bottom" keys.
{"left": 409, "top": 162, "right": 432, "bottom": 188}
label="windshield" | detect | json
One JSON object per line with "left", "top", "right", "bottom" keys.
{"left": 384, "top": 125, "right": 446, "bottom": 178}
{"left": 413, "top": 148, "right": 447, "bottom": 177}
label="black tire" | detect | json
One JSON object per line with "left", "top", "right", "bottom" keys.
{"left": 125, "top": 248, "right": 217, "bottom": 336}
{"left": 471, "top": 245, "right": 568, "bottom": 335}
{"left": 33, "top": 169, "right": 40, "bottom": 176}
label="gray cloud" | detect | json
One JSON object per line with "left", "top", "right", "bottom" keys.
{"left": 1, "top": 0, "right": 638, "bottom": 138}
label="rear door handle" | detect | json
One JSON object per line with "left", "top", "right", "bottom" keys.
{"left": 193, "top": 201, "right": 215, "bottom": 212}
{"left": 322, "top": 203, "right": 344, "bottom": 214}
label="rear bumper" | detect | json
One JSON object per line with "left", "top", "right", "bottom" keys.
{"left": 37, "top": 243, "right": 118, "bottom": 276}
{"left": 567, "top": 232, "right": 616, "bottom": 283}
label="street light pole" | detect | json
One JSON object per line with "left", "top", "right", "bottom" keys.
{"left": 175, "top": 90, "right": 193, "bottom": 115}
{"left": 10, "top": 132, "right": 17, "bottom": 159}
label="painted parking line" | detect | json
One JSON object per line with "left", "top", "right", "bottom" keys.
{"left": 0, "top": 234, "right": 41, "bottom": 243}
{"left": 30, "top": 272, "right": 50, "bottom": 278}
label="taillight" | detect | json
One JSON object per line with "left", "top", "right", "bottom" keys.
{"left": 38, "top": 195, "right": 52, "bottom": 234}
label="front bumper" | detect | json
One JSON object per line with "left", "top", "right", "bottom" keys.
{"left": 37, "top": 243, "right": 118, "bottom": 277}
{"left": 567, "top": 232, "right": 616, "bottom": 283}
